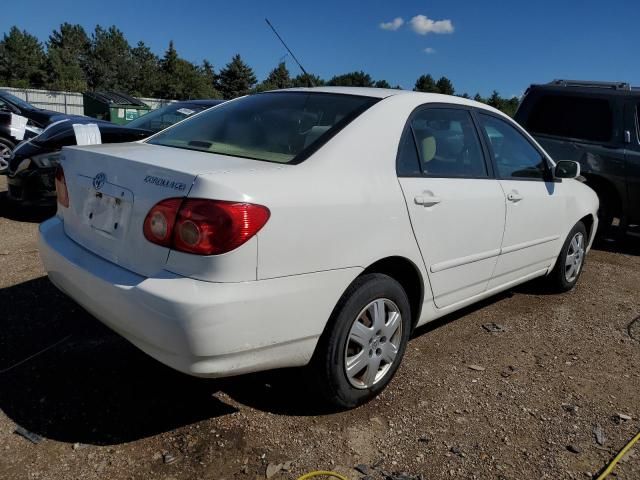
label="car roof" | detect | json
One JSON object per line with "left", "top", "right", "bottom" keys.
{"left": 527, "top": 80, "right": 640, "bottom": 98}
{"left": 282, "top": 86, "right": 412, "bottom": 99}
{"left": 278, "top": 86, "right": 505, "bottom": 115}
{"left": 176, "top": 99, "right": 225, "bottom": 107}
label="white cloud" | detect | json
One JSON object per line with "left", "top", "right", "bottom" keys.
{"left": 423, "top": 47, "right": 436, "bottom": 54}
{"left": 379, "top": 17, "right": 404, "bottom": 31}
{"left": 409, "top": 15, "right": 454, "bottom": 35}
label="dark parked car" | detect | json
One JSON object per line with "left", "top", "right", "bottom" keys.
{"left": 0, "top": 90, "right": 69, "bottom": 170}
{"left": 5, "top": 99, "right": 224, "bottom": 205}
{"left": 0, "top": 89, "right": 68, "bottom": 128}
{"left": 515, "top": 80, "right": 640, "bottom": 236}
{"left": 0, "top": 111, "right": 42, "bottom": 171}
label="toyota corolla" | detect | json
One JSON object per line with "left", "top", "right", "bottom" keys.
{"left": 38, "top": 87, "right": 598, "bottom": 408}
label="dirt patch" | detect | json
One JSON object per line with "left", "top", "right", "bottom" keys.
{"left": 0, "top": 175, "right": 638, "bottom": 479}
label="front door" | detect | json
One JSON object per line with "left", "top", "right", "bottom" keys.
{"left": 397, "top": 105, "right": 505, "bottom": 308}
{"left": 476, "top": 112, "right": 566, "bottom": 289}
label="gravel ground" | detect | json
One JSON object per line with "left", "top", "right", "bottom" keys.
{"left": 1, "top": 175, "right": 639, "bottom": 480}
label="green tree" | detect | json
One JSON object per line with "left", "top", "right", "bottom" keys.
{"left": 327, "top": 71, "right": 374, "bottom": 87}
{"left": 500, "top": 96, "right": 520, "bottom": 117}
{"left": 0, "top": 26, "right": 47, "bottom": 88}
{"left": 414, "top": 74, "right": 438, "bottom": 93}
{"left": 257, "top": 62, "right": 292, "bottom": 91}
{"left": 459, "top": 92, "right": 470, "bottom": 99}
{"left": 157, "top": 42, "right": 221, "bottom": 99}
{"left": 374, "top": 79, "right": 391, "bottom": 88}
{"left": 199, "top": 60, "right": 221, "bottom": 98}
{"left": 86, "top": 25, "right": 133, "bottom": 91}
{"left": 435, "top": 76, "right": 455, "bottom": 95}
{"left": 217, "top": 54, "right": 257, "bottom": 99}
{"left": 175, "top": 59, "right": 211, "bottom": 98}
{"left": 473, "top": 93, "right": 485, "bottom": 103}
{"left": 158, "top": 40, "right": 180, "bottom": 98}
{"left": 487, "top": 90, "right": 502, "bottom": 109}
{"left": 129, "top": 41, "right": 160, "bottom": 97}
{"left": 46, "top": 23, "right": 90, "bottom": 91}
{"left": 291, "top": 72, "right": 324, "bottom": 87}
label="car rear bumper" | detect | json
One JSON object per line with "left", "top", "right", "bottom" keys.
{"left": 39, "top": 216, "right": 360, "bottom": 377}
{"left": 7, "top": 168, "right": 56, "bottom": 205}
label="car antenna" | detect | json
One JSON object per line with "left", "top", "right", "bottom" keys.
{"left": 265, "top": 18, "right": 315, "bottom": 87}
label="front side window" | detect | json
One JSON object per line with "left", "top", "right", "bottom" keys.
{"left": 397, "top": 108, "right": 488, "bottom": 178}
{"left": 148, "top": 92, "right": 378, "bottom": 164}
{"left": 525, "top": 94, "right": 613, "bottom": 143}
{"left": 479, "top": 114, "right": 547, "bottom": 180}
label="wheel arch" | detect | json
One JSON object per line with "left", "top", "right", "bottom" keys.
{"left": 579, "top": 213, "right": 595, "bottom": 244}
{"left": 360, "top": 256, "right": 425, "bottom": 331}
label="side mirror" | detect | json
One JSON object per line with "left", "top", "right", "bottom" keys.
{"left": 554, "top": 160, "right": 581, "bottom": 179}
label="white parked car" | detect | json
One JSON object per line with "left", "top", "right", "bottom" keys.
{"left": 39, "top": 87, "right": 598, "bottom": 407}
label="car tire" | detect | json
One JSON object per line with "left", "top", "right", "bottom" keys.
{"left": 0, "top": 137, "right": 15, "bottom": 172}
{"left": 546, "top": 221, "right": 588, "bottom": 293}
{"left": 312, "top": 273, "right": 412, "bottom": 409}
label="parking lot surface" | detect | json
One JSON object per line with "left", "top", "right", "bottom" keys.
{"left": 1, "top": 176, "right": 638, "bottom": 480}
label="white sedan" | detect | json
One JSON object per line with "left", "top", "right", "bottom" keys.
{"left": 39, "top": 87, "right": 598, "bottom": 408}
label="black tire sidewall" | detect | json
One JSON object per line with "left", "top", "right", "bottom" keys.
{"left": 316, "top": 273, "right": 412, "bottom": 408}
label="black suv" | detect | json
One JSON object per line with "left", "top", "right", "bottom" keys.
{"left": 515, "top": 80, "right": 640, "bottom": 236}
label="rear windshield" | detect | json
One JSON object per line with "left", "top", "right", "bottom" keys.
{"left": 147, "top": 92, "right": 379, "bottom": 164}
{"left": 524, "top": 94, "right": 613, "bottom": 143}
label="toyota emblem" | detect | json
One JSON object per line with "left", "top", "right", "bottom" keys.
{"left": 93, "top": 172, "right": 106, "bottom": 190}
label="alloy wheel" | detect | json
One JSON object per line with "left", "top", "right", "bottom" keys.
{"left": 565, "top": 232, "right": 585, "bottom": 282}
{"left": 344, "top": 298, "right": 403, "bottom": 389}
{"left": 0, "top": 143, "right": 11, "bottom": 171}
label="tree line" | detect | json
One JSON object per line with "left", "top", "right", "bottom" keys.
{"left": 0, "top": 24, "right": 520, "bottom": 115}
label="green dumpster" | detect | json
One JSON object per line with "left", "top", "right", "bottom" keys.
{"left": 83, "top": 91, "right": 150, "bottom": 125}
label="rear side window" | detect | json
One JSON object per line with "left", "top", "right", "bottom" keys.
{"left": 525, "top": 94, "right": 613, "bottom": 143}
{"left": 148, "top": 92, "right": 378, "bottom": 164}
{"left": 397, "top": 108, "right": 488, "bottom": 178}
{"left": 479, "top": 114, "right": 547, "bottom": 180}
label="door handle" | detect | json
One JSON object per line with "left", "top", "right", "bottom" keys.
{"left": 414, "top": 193, "right": 442, "bottom": 206}
{"left": 507, "top": 191, "right": 523, "bottom": 202}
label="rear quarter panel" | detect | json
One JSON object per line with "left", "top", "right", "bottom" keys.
{"left": 192, "top": 95, "right": 430, "bottom": 288}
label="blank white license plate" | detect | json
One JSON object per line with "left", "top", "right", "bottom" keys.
{"left": 86, "top": 191, "right": 130, "bottom": 237}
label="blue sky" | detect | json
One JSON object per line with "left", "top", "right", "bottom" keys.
{"left": 3, "top": 0, "right": 639, "bottom": 97}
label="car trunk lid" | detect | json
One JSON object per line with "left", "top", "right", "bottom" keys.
{"left": 59, "top": 142, "right": 263, "bottom": 278}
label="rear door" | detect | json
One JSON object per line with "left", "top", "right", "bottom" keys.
{"left": 397, "top": 105, "right": 506, "bottom": 308}
{"left": 476, "top": 112, "right": 566, "bottom": 288}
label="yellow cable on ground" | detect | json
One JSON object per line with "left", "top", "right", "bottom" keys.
{"left": 297, "top": 471, "right": 350, "bottom": 480}
{"left": 297, "top": 431, "right": 639, "bottom": 480}
{"left": 595, "top": 430, "right": 640, "bottom": 480}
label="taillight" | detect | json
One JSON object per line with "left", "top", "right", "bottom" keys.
{"left": 143, "top": 198, "right": 270, "bottom": 255}
{"left": 142, "top": 198, "right": 182, "bottom": 246}
{"left": 55, "top": 165, "right": 69, "bottom": 208}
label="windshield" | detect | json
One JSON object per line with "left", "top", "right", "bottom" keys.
{"left": 127, "top": 102, "right": 212, "bottom": 132}
{"left": 0, "top": 91, "right": 36, "bottom": 110}
{"left": 147, "top": 92, "right": 379, "bottom": 164}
